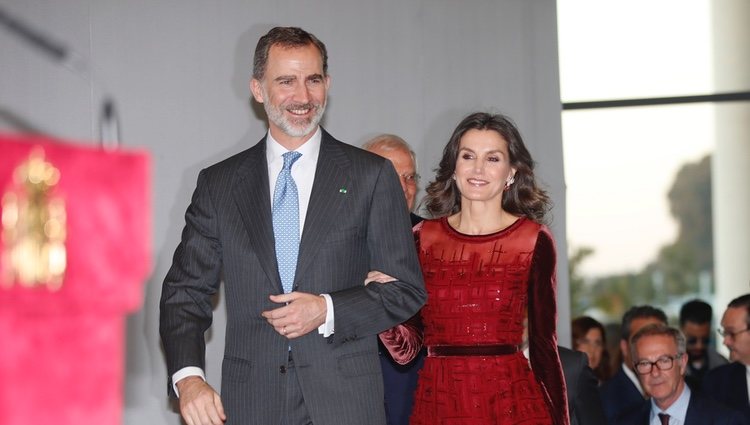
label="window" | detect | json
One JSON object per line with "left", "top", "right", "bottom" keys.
{"left": 558, "top": 0, "right": 718, "bottom": 320}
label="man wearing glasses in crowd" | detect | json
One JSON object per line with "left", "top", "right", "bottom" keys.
{"left": 363, "top": 134, "right": 422, "bottom": 226}
{"left": 679, "top": 299, "right": 728, "bottom": 391}
{"left": 600, "top": 305, "right": 668, "bottom": 422}
{"left": 704, "top": 294, "right": 750, "bottom": 417}
{"left": 615, "top": 323, "right": 747, "bottom": 424}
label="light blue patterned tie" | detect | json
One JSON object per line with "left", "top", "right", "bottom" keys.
{"left": 272, "top": 151, "right": 302, "bottom": 293}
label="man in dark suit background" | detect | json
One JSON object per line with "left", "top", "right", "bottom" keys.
{"left": 362, "top": 134, "right": 421, "bottom": 226}
{"left": 704, "top": 293, "right": 750, "bottom": 417}
{"left": 679, "top": 299, "right": 728, "bottom": 391}
{"left": 600, "top": 305, "right": 668, "bottom": 422}
{"left": 363, "top": 134, "right": 424, "bottom": 425}
{"left": 160, "top": 27, "right": 426, "bottom": 425}
{"left": 615, "top": 323, "right": 747, "bottom": 425}
{"left": 558, "top": 346, "right": 607, "bottom": 425}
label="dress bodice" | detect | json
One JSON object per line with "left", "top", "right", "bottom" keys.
{"left": 416, "top": 217, "right": 541, "bottom": 347}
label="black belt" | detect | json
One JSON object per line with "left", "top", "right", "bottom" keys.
{"left": 427, "top": 344, "right": 519, "bottom": 357}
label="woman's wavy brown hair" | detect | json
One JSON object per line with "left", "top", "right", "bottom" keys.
{"left": 572, "top": 315, "right": 612, "bottom": 382}
{"left": 423, "top": 112, "right": 550, "bottom": 222}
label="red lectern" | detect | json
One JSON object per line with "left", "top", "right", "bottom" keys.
{"left": 0, "top": 133, "right": 151, "bottom": 425}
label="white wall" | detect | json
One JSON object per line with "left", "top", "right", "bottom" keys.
{"left": 0, "top": 0, "right": 569, "bottom": 422}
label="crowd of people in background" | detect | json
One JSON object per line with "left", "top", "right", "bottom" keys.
{"left": 571, "top": 296, "right": 750, "bottom": 424}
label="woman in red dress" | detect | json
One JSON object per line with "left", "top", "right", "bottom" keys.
{"left": 377, "top": 112, "right": 569, "bottom": 424}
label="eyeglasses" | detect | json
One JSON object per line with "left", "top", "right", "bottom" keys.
{"left": 717, "top": 327, "right": 750, "bottom": 339}
{"left": 634, "top": 354, "right": 683, "bottom": 375}
{"left": 400, "top": 173, "right": 420, "bottom": 186}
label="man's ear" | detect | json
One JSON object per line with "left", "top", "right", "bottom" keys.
{"left": 678, "top": 351, "right": 689, "bottom": 375}
{"left": 620, "top": 339, "right": 629, "bottom": 358}
{"left": 250, "top": 79, "right": 264, "bottom": 103}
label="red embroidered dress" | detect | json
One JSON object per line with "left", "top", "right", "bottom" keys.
{"left": 384, "top": 217, "right": 568, "bottom": 425}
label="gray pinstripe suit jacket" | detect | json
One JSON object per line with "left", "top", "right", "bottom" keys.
{"left": 160, "top": 129, "right": 426, "bottom": 425}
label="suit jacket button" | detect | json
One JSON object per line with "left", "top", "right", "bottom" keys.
{"left": 279, "top": 365, "right": 286, "bottom": 374}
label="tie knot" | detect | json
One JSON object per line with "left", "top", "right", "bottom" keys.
{"left": 658, "top": 413, "right": 670, "bottom": 425}
{"left": 282, "top": 151, "right": 302, "bottom": 170}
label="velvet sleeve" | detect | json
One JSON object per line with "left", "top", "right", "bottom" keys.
{"left": 378, "top": 313, "right": 424, "bottom": 365}
{"left": 377, "top": 220, "right": 426, "bottom": 365}
{"left": 528, "top": 225, "right": 569, "bottom": 425}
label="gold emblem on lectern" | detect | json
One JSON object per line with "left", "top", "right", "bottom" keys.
{"left": 2, "top": 148, "right": 67, "bottom": 290}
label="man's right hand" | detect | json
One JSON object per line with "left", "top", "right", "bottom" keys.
{"left": 176, "top": 376, "right": 226, "bottom": 425}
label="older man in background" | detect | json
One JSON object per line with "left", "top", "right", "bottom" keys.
{"left": 363, "top": 134, "right": 422, "bottom": 226}
{"left": 704, "top": 294, "right": 750, "bottom": 417}
{"left": 615, "top": 324, "right": 746, "bottom": 424}
{"left": 363, "top": 134, "right": 424, "bottom": 425}
{"left": 600, "top": 305, "right": 668, "bottom": 422}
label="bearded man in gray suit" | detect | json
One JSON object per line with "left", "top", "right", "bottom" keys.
{"left": 160, "top": 27, "right": 426, "bottom": 425}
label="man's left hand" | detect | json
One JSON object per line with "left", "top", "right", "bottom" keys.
{"left": 262, "top": 292, "right": 327, "bottom": 338}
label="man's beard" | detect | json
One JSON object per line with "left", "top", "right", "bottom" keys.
{"left": 263, "top": 91, "right": 326, "bottom": 138}
{"left": 687, "top": 349, "right": 706, "bottom": 361}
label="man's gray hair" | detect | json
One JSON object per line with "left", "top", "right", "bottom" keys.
{"left": 362, "top": 134, "right": 417, "bottom": 167}
{"left": 629, "top": 323, "right": 687, "bottom": 362}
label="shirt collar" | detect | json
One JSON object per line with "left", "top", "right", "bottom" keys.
{"left": 622, "top": 363, "right": 646, "bottom": 396}
{"left": 266, "top": 127, "right": 322, "bottom": 162}
{"left": 650, "top": 383, "right": 690, "bottom": 423}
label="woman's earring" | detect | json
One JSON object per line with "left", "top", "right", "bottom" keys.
{"left": 504, "top": 177, "right": 514, "bottom": 189}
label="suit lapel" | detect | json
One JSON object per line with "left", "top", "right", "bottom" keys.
{"left": 683, "top": 393, "right": 699, "bottom": 425}
{"left": 740, "top": 363, "right": 750, "bottom": 407}
{"left": 730, "top": 362, "right": 749, "bottom": 410}
{"left": 232, "top": 139, "right": 282, "bottom": 292}
{"left": 639, "top": 403, "right": 651, "bottom": 425}
{"left": 294, "top": 132, "right": 351, "bottom": 287}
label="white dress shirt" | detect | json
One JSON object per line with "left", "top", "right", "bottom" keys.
{"left": 649, "top": 384, "right": 690, "bottom": 425}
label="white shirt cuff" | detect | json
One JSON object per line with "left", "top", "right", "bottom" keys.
{"left": 172, "top": 366, "right": 206, "bottom": 397}
{"left": 317, "top": 293, "right": 335, "bottom": 337}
